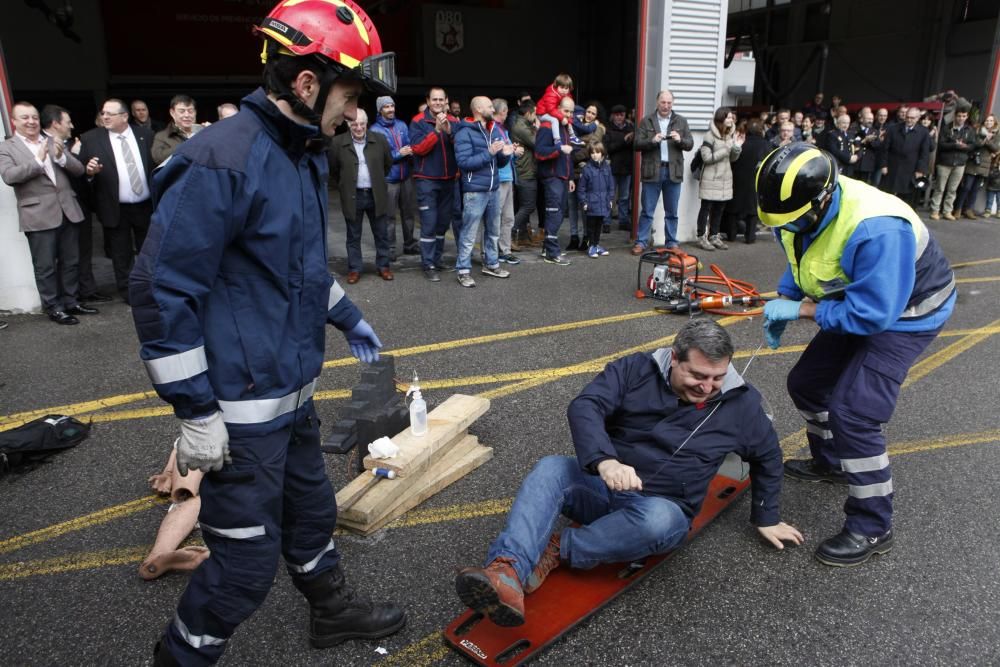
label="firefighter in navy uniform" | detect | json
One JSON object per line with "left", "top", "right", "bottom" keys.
{"left": 131, "top": 2, "right": 405, "bottom": 664}
{"left": 756, "top": 143, "right": 955, "bottom": 567}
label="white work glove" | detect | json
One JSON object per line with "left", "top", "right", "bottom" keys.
{"left": 177, "top": 411, "right": 231, "bottom": 476}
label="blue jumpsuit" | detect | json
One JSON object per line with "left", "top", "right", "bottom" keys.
{"left": 776, "top": 185, "right": 955, "bottom": 536}
{"left": 130, "top": 88, "right": 363, "bottom": 665}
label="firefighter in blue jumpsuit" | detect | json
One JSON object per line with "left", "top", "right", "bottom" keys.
{"left": 756, "top": 143, "right": 955, "bottom": 567}
{"left": 131, "top": 2, "right": 405, "bottom": 664}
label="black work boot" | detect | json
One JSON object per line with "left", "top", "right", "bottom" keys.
{"left": 152, "top": 640, "right": 180, "bottom": 667}
{"left": 815, "top": 528, "right": 894, "bottom": 567}
{"left": 293, "top": 565, "right": 406, "bottom": 648}
{"left": 783, "top": 458, "right": 847, "bottom": 485}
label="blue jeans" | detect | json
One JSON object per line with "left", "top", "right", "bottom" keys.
{"left": 416, "top": 178, "right": 455, "bottom": 269}
{"left": 486, "top": 456, "right": 690, "bottom": 585}
{"left": 344, "top": 188, "right": 390, "bottom": 272}
{"left": 541, "top": 178, "right": 568, "bottom": 258}
{"left": 615, "top": 173, "right": 632, "bottom": 223}
{"left": 637, "top": 165, "right": 682, "bottom": 248}
{"left": 458, "top": 190, "right": 500, "bottom": 273}
{"left": 986, "top": 189, "right": 999, "bottom": 213}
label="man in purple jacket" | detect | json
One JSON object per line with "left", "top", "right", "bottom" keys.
{"left": 454, "top": 319, "right": 803, "bottom": 627}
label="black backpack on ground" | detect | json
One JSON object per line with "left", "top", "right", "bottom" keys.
{"left": 0, "top": 415, "right": 90, "bottom": 471}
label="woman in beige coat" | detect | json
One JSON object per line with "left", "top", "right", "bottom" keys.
{"left": 695, "top": 107, "right": 744, "bottom": 250}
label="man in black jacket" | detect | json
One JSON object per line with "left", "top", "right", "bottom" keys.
{"left": 880, "top": 107, "right": 931, "bottom": 205}
{"left": 454, "top": 319, "right": 802, "bottom": 627}
{"left": 605, "top": 104, "right": 634, "bottom": 230}
{"left": 929, "top": 107, "right": 975, "bottom": 220}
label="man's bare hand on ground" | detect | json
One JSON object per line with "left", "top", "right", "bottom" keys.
{"left": 757, "top": 522, "right": 804, "bottom": 549}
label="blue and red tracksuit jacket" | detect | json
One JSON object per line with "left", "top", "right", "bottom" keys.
{"left": 535, "top": 120, "right": 573, "bottom": 180}
{"left": 408, "top": 108, "right": 460, "bottom": 180}
{"left": 369, "top": 115, "right": 411, "bottom": 183}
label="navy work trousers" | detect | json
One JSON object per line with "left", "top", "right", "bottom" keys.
{"left": 162, "top": 402, "right": 340, "bottom": 665}
{"left": 786, "top": 327, "right": 941, "bottom": 536}
{"left": 416, "top": 178, "right": 456, "bottom": 270}
{"left": 541, "top": 177, "right": 568, "bottom": 259}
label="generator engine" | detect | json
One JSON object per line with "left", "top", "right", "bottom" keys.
{"left": 636, "top": 248, "right": 699, "bottom": 303}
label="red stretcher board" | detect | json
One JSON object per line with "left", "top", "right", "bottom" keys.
{"left": 444, "top": 472, "right": 751, "bottom": 666}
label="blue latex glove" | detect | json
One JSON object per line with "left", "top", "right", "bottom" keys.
{"left": 763, "top": 319, "right": 787, "bottom": 350}
{"left": 344, "top": 319, "right": 383, "bottom": 363}
{"left": 764, "top": 298, "right": 802, "bottom": 322}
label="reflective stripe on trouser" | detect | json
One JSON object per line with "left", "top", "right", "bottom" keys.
{"left": 786, "top": 327, "right": 941, "bottom": 536}
{"left": 162, "top": 401, "right": 340, "bottom": 666}
{"left": 415, "top": 178, "right": 455, "bottom": 269}
{"left": 541, "top": 177, "right": 568, "bottom": 259}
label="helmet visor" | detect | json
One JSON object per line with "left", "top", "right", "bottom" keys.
{"left": 357, "top": 52, "right": 396, "bottom": 95}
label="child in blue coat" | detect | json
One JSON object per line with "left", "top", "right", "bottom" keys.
{"left": 577, "top": 142, "right": 615, "bottom": 257}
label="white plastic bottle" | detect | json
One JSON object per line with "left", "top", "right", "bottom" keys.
{"left": 407, "top": 372, "right": 428, "bottom": 436}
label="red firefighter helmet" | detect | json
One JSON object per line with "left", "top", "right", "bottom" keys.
{"left": 255, "top": 0, "right": 396, "bottom": 95}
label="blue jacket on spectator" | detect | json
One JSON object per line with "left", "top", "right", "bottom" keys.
{"left": 130, "top": 88, "right": 362, "bottom": 433}
{"left": 497, "top": 124, "right": 514, "bottom": 184}
{"left": 535, "top": 120, "right": 573, "bottom": 180}
{"left": 567, "top": 348, "right": 783, "bottom": 525}
{"left": 370, "top": 115, "right": 411, "bottom": 183}
{"left": 454, "top": 119, "right": 511, "bottom": 193}
{"left": 577, "top": 158, "right": 615, "bottom": 218}
{"left": 409, "top": 108, "right": 460, "bottom": 180}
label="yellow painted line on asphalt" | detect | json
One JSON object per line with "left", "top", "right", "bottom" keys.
{"left": 379, "top": 631, "right": 450, "bottom": 667}
{"left": 902, "top": 316, "right": 1000, "bottom": 388}
{"left": 0, "top": 390, "right": 158, "bottom": 431}
{"left": 780, "top": 319, "right": 1000, "bottom": 458}
{"left": 0, "top": 495, "right": 166, "bottom": 556}
{"left": 2, "top": 429, "right": 997, "bottom": 582}
{"left": 324, "top": 310, "right": 663, "bottom": 369}
{"left": 956, "top": 276, "right": 1000, "bottom": 284}
{"left": 951, "top": 257, "right": 1000, "bottom": 268}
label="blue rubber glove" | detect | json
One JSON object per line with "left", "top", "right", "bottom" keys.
{"left": 344, "top": 319, "right": 383, "bottom": 363}
{"left": 763, "top": 319, "right": 787, "bottom": 350}
{"left": 763, "top": 298, "right": 803, "bottom": 322}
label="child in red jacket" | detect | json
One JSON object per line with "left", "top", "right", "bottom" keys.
{"left": 537, "top": 72, "right": 583, "bottom": 147}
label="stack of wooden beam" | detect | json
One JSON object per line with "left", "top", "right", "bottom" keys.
{"left": 336, "top": 394, "right": 492, "bottom": 535}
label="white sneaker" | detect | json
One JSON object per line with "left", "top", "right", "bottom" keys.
{"left": 697, "top": 235, "right": 715, "bottom": 251}
{"left": 709, "top": 234, "right": 729, "bottom": 250}
{"left": 482, "top": 266, "right": 510, "bottom": 278}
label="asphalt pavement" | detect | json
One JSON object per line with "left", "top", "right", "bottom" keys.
{"left": 1, "top": 199, "right": 999, "bottom": 666}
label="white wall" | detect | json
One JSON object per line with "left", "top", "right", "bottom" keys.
{"left": 0, "top": 182, "right": 41, "bottom": 313}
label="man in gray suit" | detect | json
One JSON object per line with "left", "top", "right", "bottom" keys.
{"left": 0, "top": 102, "right": 98, "bottom": 324}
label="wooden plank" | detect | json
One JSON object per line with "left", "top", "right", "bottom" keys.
{"left": 361, "top": 394, "right": 490, "bottom": 477}
{"left": 338, "top": 438, "right": 493, "bottom": 535}
{"left": 340, "top": 430, "right": 473, "bottom": 524}
{"left": 334, "top": 473, "right": 380, "bottom": 513}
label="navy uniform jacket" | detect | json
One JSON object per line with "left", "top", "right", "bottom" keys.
{"left": 568, "top": 349, "right": 783, "bottom": 526}
{"left": 130, "top": 88, "right": 362, "bottom": 434}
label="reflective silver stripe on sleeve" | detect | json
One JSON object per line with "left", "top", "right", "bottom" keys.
{"left": 200, "top": 523, "right": 266, "bottom": 540}
{"left": 287, "top": 539, "right": 336, "bottom": 574}
{"left": 144, "top": 346, "right": 208, "bottom": 385}
{"left": 806, "top": 423, "right": 834, "bottom": 439}
{"left": 174, "top": 614, "right": 226, "bottom": 649}
{"left": 841, "top": 453, "right": 890, "bottom": 474}
{"left": 328, "top": 282, "right": 346, "bottom": 311}
{"left": 899, "top": 274, "right": 956, "bottom": 319}
{"left": 848, "top": 479, "right": 894, "bottom": 499}
{"left": 217, "top": 379, "right": 318, "bottom": 425}
{"left": 798, "top": 409, "right": 829, "bottom": 423}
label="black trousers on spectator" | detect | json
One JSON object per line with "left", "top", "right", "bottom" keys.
{"left": 722, "top": 209, "right": 758, "bottom": 244}
{"left": 25, "top": 217, "right": 80, "bottom": 313}
{"left": 585, "top": 215, "right": 604, "bottom": 247}
{"left": 696, "top": 199, "right": 726, "bottom": 237}
{"left": 514, "top": 179, "right": 538, "bottom": 239}
{"left": 108, "top": 200, "right": 152, "bottom": 296}
{"left": 76, "top": 213, "right": 99, "bottom": 298}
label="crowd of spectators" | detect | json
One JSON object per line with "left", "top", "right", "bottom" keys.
{"left": 4, "top": 80, "right": 1000, "bottom": 322}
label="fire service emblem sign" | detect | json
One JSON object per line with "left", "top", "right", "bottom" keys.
{"left": 435, "top": 9, "right": 464, "bottom": 53}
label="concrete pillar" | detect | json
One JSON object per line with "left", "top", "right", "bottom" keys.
{"left": 636, "top": 0, "right": 729, "bottom": 244}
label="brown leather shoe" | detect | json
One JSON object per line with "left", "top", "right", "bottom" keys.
{"left": 964, "top": 209, "right": 978, "bottom": 220}
{"left": 943, "top": 212, "right": 957, "bottom": 221}
{"left": 346, "top": 271, "right": 361, "bottom": 284}
{"left": 377, "top": 268, "right": 394, "bottom": 281}
{"left": 929, "top": 212, "right": 941, "bottom": 220}
{"left": 631, "top": 244, "right": 644, "bottom": 256}
{"left": 455, "top": 558, "right": 524, "bottom": 627}
{"left": 524, "top": 533, "right": 561, "bottom": 594}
